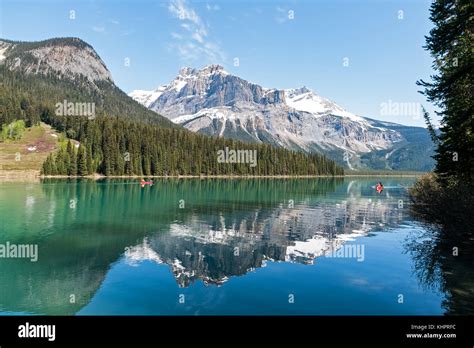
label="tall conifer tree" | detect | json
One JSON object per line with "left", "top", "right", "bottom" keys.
{"left": 417, "top": 0, "right": 474, "bottom": 184}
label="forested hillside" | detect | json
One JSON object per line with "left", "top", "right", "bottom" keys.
{"left": 40, "top": 115, "right": 342, "bottom": 176}
{"left": 0, "top": 63, "right": 176, "bottom": 128}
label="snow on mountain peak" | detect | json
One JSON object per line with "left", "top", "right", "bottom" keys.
{"left": 178, "top": 67, "right": 197, "bottom": 77}
{"left": 201, "top": 64, "right": 227, "bottom": 74}
{"left": 130, "top": 66, "right": 370, "bottom": 127}
{"left": 285, "top": 87, "right": 367, "bottom": 123}
{"left": 178, "top": 64, "right": 227, "bottom": 78}
{"left": 286, "top": 86, "right": 312, "bottom": 97}
{"left": 135, "top": 64, "right": 229, "bottom": 97}
{"left": 129, "top": 87, "right": 166, "bottom": 108}
{"left": 286, "top": 87, "right": 326, "bottom": 114}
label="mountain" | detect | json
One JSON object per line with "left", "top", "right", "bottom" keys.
{"left": 1, "top": 37, "right": 343, "bottom": 177}
{"left": 359, "top": 118, "right": 437, "bottom": 171}
{"left": 0, "top": 37, "right": 175, "bottom": 127}
{"left": 130, "top": 65, "right": 435, "bottom": 170}
{"left": 0, "top": 37, "right": 112, "bottom": 85}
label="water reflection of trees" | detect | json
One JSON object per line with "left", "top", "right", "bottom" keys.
{"left": 404, "top": 223, "right": 474, "bottom": 315}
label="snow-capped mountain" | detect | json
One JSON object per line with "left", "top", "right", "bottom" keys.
{"left": 130, "top": 65, "right": 435, "bottom": 170}
{"left": 286, "top": 86, "right": 367, "bottom": 123}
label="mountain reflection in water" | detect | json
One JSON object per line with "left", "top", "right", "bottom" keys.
{"left": 0, "top": 178, "right": 471, "bottom": 315}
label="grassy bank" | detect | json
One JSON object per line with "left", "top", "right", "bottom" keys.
{"left": 0, "top": 123, "right": 59, "bottom": 176}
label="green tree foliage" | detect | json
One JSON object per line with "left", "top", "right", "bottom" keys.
{"left": 417, "top": 0, "right": 474, "bottom": 185}
{"left": 77, "top": 144, "right": 88, "bottom": 176}
{"left": 0, "top": 119, "right": 26, "bottom": 141}
{"left": 40, "top": 115, "right": 343, "bottom": 176}
{"left": 66, "top": 140, "right": 77, "bottom": 176}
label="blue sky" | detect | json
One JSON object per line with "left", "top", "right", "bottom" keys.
{"left": 1, "top": 0, "right": 437, "bottom": 127}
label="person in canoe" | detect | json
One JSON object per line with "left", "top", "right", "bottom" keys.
{"left": 375, "top": 182, "right": 384, "bottom": 194}
{"left": 140, "top": 179, "right": 154, "bottom": 187}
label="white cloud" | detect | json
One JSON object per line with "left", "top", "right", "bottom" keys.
{"left": 168, "top": 0, "right": 200, "bottom": 25}
{"left": 192, "top": 32, "right": 204, "bottom": 43}
{"left": 168, "top": 0, "right": 225, "bottom": 63}
{"left": 171, "top": 32, "right": 184, "bottom": 40}
{"left": 181, "top": 23, "right": 191, "bottom": 30}
{"left": 92, "top": 26, "right": 106, "bottom": 33}
{"left": 206, "top": 3, "right": 220, "bottom": 11}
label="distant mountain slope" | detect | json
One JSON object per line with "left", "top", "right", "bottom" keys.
{"left": 0, "top": 37, "right": 112, "bottom": 84}
{"left": 0, "top": 37, "right": 175, "bottom": 127}
{"left": 130, "top": 65, "right": 435, "bottom": 171}
{"left": 360, "top": 118, "right": 436, "bottom": 171}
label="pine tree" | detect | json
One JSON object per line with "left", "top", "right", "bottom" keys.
{"left": 86, "top": 143, "right": 94, "bottom": 175}
{"left": 417, "top": 0, "right": 474, "bottom": 185}
{"left": 54, "top": 147, "right": 67, "bottom": 175}
{"left": 41, "top": 154, "right": 53, "bottom": 175}
{"left": 67, "top": 141, "right": 77, "bottom": 176}
{"left": 77, "top": 144, "right": 88, "bottom": 176}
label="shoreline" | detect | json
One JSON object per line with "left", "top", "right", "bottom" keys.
{"left": 0, "top": 170, "right": 426, "bottom": 182}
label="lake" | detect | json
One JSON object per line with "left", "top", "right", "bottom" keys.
{"left": 0, "top": 178, "right": 471, "bottom": 315}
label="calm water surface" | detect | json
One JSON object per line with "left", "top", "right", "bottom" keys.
{"left": 0, "top": 178, "right": 471, "bottom": 315}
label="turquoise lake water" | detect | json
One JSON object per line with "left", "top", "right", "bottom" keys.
{"left": 0, "top": 178, "right": 470, "bottom": 315}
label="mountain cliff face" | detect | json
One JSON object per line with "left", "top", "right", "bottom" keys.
{"left": 0, "top": 37, "right": 175, "bottom": 127}
{"left": 130, "top": 65, "right": 435, "bottom": 170}
{"left": 0, "top": 38, "right": 112, "bottom": 85}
